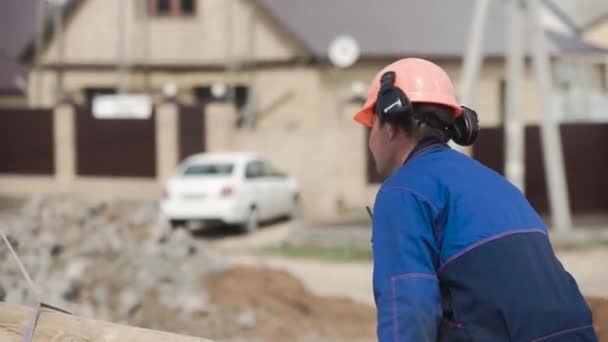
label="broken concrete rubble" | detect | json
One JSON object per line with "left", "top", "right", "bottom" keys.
{"left": 0, "top": 195, "right": 226, "bottom": 323}
{"left": 0, "top": 195, "right": 377, "bottom": 341}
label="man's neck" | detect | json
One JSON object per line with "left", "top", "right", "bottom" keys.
{"left": 386, "top": 139, "right": 417, "bottom": 176}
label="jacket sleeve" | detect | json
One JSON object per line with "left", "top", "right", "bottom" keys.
{"left": 372, "top": 187, "right": 441, "bottom": 342}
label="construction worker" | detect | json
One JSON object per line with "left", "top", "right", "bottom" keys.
{"left": 354, "top": 58, "right": 597, "bottom": 341}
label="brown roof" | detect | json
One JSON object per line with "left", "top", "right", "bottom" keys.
{"left": 0, "top": 52, "right": 26, "bottom": 95}
{"left": 9, "top": 0, "right": 608, "bottom": 79}
{"left": 0, "top": 0, "right": 40, "bottom": 93}
{"left": 257, "top": 0, "right": 608, "bottom": 61}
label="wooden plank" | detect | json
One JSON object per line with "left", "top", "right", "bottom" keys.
{"left": 0, "top": 302, "right": 214, "bottom": 342}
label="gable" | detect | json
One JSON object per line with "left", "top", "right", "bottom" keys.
{"left": 40, "top": 0, "right": 304, "bottom": 66}
{"left": 584, "top": 17, "right": 608, "bottom": 49}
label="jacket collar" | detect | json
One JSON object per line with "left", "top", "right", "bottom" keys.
{"left": 403, "top": 138, "right": 448, "bottom": 166}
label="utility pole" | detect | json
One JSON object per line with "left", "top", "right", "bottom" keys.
{"left": 33, "top": 0, "right": 46, "bottom": 106}
{"left": 504, "top": 0, "right": 526, "bottom": 192}
{"left": 460, "top": 0, "right": 573, "bottom": 232}
{"left": 50, "top": 0, "right": 66, "bottom": 102}
{"left": 457, "top": 0, "right": 490, "bottom": 155}
{"left": 528, "top": 0, "right": 572, "bottom": 232}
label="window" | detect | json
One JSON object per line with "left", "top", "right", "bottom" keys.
{"left": 156, "top": 0, "right": 171, "bottom": 15}
{"left": 149, "top": 0, "right": 196, "bottom": 17}
{"left": 245, "top": 161, "right": 264, "bottom": 179}
{"left": 182, "top": 163, "right": 234, "bottom": 176}
{"left": 194, "top": 85, "right": 249, "bottom": 110}
{"left": 181, "top": 0, "right": 195, "bottom": 14}
{"left": 262, "top": 161, "right": 285, "bottom": 178}
{"left": 194, "top": 85, "right": 250, "bottom": 127}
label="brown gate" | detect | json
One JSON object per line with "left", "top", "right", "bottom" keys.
{"left": 473, "top": 124, "right": 608, "bottom": 214}
{"left": 178, "top": 104, "right": 205, "bottom": 161}
{"left": 0, "top": 108, "right": 55, "bottom": 175}
{"left": 75, "top": 106, "right": 156, "bottom": 177}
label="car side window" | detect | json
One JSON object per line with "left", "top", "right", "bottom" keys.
{"left": 245, "top": 161, "right": 263, "bottom": 179}
{"left": 261, "top": 161, "right": 274, "bottom": 178}
{"left": 262, "top": 161, "right": 285, "bottom": 178}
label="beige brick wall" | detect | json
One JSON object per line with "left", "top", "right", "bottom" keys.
{"left": 584, "top": 20, "right": 608, "bottom": 49}
{"left": 32, "top": 57, "right": 606, "bottom": 127}
{"left": 584, "top": 20, "right": 608, "bottom": 87}
{"left": 41, "top": 0, "right": 300, "bottom": 65}
{"left": 28, "top": 66, "right": 325, "bottom": 128}
{"left": 206, "top": 103, "right": 370, "bottom": 222}
{"left": 322, "top": 60, "right": 556, "bottom": 129}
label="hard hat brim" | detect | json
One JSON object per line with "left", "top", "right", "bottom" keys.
{"left": 353, "top": 103, "right": 374, "bottom": 128}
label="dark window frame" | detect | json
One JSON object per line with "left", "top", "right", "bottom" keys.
{"left": 148, "top": 0, "right": 197, "bottom": 17}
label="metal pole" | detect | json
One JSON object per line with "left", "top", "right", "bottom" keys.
{"left": 142, "top": 0, "right": 150, "bottom": 92}
{"left": 52, "top": 3, "right": 65, "bottom": 102}
{"left": 117, "top": 0, "right": 128, "bottom": 93}
{"left": 33, "top": 0, "right": 46, "bottom": 106}
{"left": 224, "top": 0, "right": 235, "bottom": 94}
{"left": 505, "top": 0, "right": 526, "bottom": 191}
{"left": 224, "top": 0, "right": 238, "bottom": 122}
{"left": 528, "top": 0, "right": 572, "bottom": 232}
{"left": 246, "top": 0, "right": 257, "bottom": 126}
{"left": 457, "top": 0, "right": 491, "bottom": 154}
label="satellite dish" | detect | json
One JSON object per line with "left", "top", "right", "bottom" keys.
{"left": 328, "top": 35, "right": 360, "bottom": 68}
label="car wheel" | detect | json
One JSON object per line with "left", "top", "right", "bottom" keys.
{"left": 242, "top": 207, "right": 259, "bottom": 234}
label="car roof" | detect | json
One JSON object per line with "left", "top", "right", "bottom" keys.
{"left": 183, "top": 152, "right": 261, "bottom": 165}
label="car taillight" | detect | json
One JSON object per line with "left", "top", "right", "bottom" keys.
{"left": 220, "top": 186, "right": 234, "bottom": 198}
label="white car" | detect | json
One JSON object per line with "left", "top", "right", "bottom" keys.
{"left": 161, "top": 152, "right": 300, "bottom": 233}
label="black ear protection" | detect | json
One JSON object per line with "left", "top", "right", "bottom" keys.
{"left": 451, "top": 106, "right": 480, "bottom": 146}
{"left": 374, "top": 71, "right": 412, "bottom": 123}
{"left": 374, "top": 71, "right": 480, "bottom": 146}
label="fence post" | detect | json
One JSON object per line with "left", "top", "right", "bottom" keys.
{"left": 156, "top": 101, "right": 179, "bottom": 185}
{"left": 53, "top": 103, "right": 76, "bottom": 192}
{"left": 205, "top": 104, "right": 235, "bottom": 152}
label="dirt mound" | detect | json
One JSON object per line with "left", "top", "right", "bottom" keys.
{"left": 204, "top": 266, "right": 376, "bottom": 341}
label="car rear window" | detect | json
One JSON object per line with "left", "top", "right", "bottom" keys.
{"left": 182, "top": 163, "right": 234, "bottom": 176}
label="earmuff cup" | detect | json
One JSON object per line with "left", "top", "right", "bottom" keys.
{"left": 452, "top": 106, "right": 480, "bottom": 146}
{"left": 374, "top": 71, "right": 480, "bottom": 146}
{"left": 374, "top": 71, "right": 413, "bottom": 123}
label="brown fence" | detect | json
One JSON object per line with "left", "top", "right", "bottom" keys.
{"left": 474, "top": 124, "right": 608, "bottom": 214}
{"left": 178, "top": 104, "right": 205, "bottom": 161}
{"left": 0, "top": 108, "right": 55, "bottom": 175}
{"left": 75, "top": 106, "right": 156, "bottom": 177}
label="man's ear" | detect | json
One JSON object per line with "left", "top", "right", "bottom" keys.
{"left": 387, "top": 123, "right": 399, "bottom": 141}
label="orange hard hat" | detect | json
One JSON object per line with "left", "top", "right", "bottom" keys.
{"left": 353, "top": 58, "right": 462, "bottom": 127}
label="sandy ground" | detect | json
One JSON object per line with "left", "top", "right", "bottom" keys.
{"left": 558, "top": 249, "right": 608, "bottom": 298}
{"left": 227, "top": 249, "right": 608, "bottom": 308}
{"left": 214, "top": 221, "right": 608, "bottom": 306}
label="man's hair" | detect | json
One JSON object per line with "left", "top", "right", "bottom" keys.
{"left": 376, "top": 103, "right": 455, "bottom": 143}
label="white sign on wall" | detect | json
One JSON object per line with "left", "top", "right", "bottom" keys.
{"left": 92, "top": 94, "right": 152, "bottom": 119}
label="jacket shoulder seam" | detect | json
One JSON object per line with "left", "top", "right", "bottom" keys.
{"left": 380, "top": 186, "right": 440, "bottom": 216}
